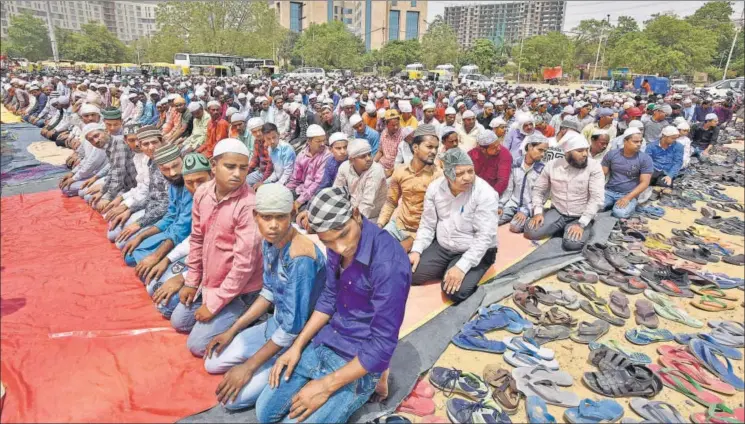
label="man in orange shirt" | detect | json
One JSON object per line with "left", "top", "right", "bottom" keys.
{"left": 535, "top": 115, "right": 555, "bottom": 138}
{"left": 198, "top": 101, "right": 229, "bottom": 158}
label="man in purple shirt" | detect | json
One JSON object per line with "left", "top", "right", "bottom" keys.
{"left": 257, "top": 187, "right": 411, "bottom": 423}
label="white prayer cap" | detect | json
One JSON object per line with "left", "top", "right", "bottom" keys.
{"left": 348, "top": 138, "right": 372, "bottom": 158}
{"left": 683, "top": 98, "right": 692, "bottom": 104}
{"left": 676, "top": 121, "right": 690, "bottom": 130}
{"left": 82, "top": 122, "right": 105, "bottom": 140}
{"left": 128, "top": 92, "right": 139, "bottom": 99}
{"left": 477, "top": 94, "right": 486, "bottom": 101}
{"left": 489, "top": 117, "right": 507, "bottom": 128}
{"left": 255, "top": 183, "right": 294, "bottom": 214}
{"left": 365, "top": 103, "right": 376, "bottom": 114}
{"left": 237, "top": 92, "right": 247, "bottom": 99}
{"left": 207, "top": 100, "right": 221, "bottom": 109}
{"left": 287, "top": 102, "right": 300, "bottom": 114}
{"left": 377, "top": 108, "right": 386, "bottom": 118}
{"left": 462, "top": 110, "right": 475, "bottom": 119}
{"left": 672, "top": 116, "right": 687, "bottom": 126}
{"left": 705, "top": 113, "right": 718, "bottom": 121}
{"left": 167, "top": 93, "right": 177, "bottom": 100}
{"left": 562, "top": 105, "right": 575, "bottom": 114}
{"left": 226, "top": 107, "right": 238, "bottom": 118}
{"left": 214, "top": 138, "right": 250, "bottom": 158}
{"left": 629, "top": 120, "right": 645, "bottom": 129}
{"left": 495, "top": 100, "right": 504, "bottom": 106}
{"left": 661, "top": 126, "right": 680, "bottom": 137}
{"left": 445, "top": 107, "right": 456, "bottom": 115}
{"left": 306, "top": 124, "right": 325, "bottom": 138}
{"left": 187, "top": 102, "right": 202, "bottom": 112}
{"left": 561, "top": 132, "right": 590, "bottom": 153}
{"left": 622, "top": 127, "right": 641, "bottom": 138}
{"left": 399, "top": 102, "right": 412, "bottom": 113}
{"left": 257, "top": 96, "right": 268, "bottom": 103}
{"left": 516, "top": 112, "right": 534, "bottom": 126}
{"left": 231, "top": 112, "right": 247, "bottom": 123}
{"left": 57, "top": 96, "right": 70, "bottom": 105}
{"left": 423, "top": 102, "right": 435, "bottom": 111}
{"left": 329, "top": 132, "right": 348, "bottom": 146}
{"left": 79, "top": 104, "right": 101, "bottom": 115}
{"left": 342, "top": 97, "right": 355, "bottom": 107}
{"left": 157, "top": 99, "right": 168, "bottom": 106}
{"left": 623, "top": 101, "right": 634, "bottom": 110}
{"left": 349, "top": 114, "right": 363, "bottom": 127}
{"left": 477, "top": 131, "right": 498, "bottom": 147}
{"left": 484, "top": 102, "right": 494, "bottom": 108}
{"left": 247, "top": 117, "right": 264, "bottom": 130}
{"left": 148, "top": 88, "right": 159, "bottom": 96}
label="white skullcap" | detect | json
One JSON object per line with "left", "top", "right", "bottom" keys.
{"left": 58, "top": 96, "right": 70, "bottom": 105}
{"left": 347, "top": 138, "right": 372, "bottom": 158}
{"left": 207, "top": 100, "right": 221, "bottom": 109}
{"left": 255, "top": 183, "right": 294, "bottom": 214}
{"left": 516, "top": 112, "right": 535, "bottom": 126}
{"left": 288, "top": 102, "right": 300, "bottom": 114}
{"left": 349, "top": 114, "right": 363, "bottom": 127}
{"left": 166, "top": 93, "right": 177, "bottom": 100}
{"left": 623, "top": 102, "right": 634, "bottom": 109}
{"left": 423, "top": 102, "right": 435, "bottom": 111}
{"left": 226, "top": 107, "right": 238, "bottom": 117}
{"left": 365, "top": 103, "right": 376, "bottom": 114}
{"left": 563, "top": 105, "right": 575, "bottom": 114}
{"left": 377, "top": 108, "right": 386, "bottom": 118}
{"left": 672, "top": 117, "right": 687, "bottom": 126}
{"left": 623, "top": 127, "right": 641, "bottom": 138}
{"left": 157, "top": 99, "right": 168, "bottom": 106}
{"left": 247, "top": 117, "right": 264, "bottom": 130}
{"left": 489, "top": 117, "right": 507, "bottom": 128}
{"left": 705, "top": 113, "right": 718, "bottom": 121}
{"left": 561, "top": 132, "right": 590, "bottom": 153}
{"left": 214, "top": 138, "right": 250, "bottom": 157}
{"left": 187, "top": 102, "right": 202, "bottom": 112}
{"left": 399, "top": 102, "right": 412, "bottom": 113}
{"left": 676, "top": 121, "right": 690, "bottom": 131}
{"left": 237, "top": 93, "right": 247, "bottom": 99}
{"left": 462, "top": 110, "right": 475, "bottom": 119}
{"left": 445, "top": 107, "right": 456, "bottom": 115}
{"left": 148, "top": 89, "right": 159, "bottom": 96}
{"left": 79, "top": 104, "right": 101, "bottom": 115}
{"left": 128, "top": 92, "right": 139, "bottom": 99}
{"left": 683, "top": 98, "right": 692, "bottom": 104}
{"left": 342, "top": 97, "right": 355, "bottom": 107}
{"left": 477, "top": 131, "right": 498, "bottom": 147}
{"left": 82, "top": 122, "right": 105, "bottom": 140}
{"left": 477, "top": 94, "right": 486, "bottom": 101}
{"left": 661, "top": 126, "right": 680, "bottom": 137}
{"left": 231, "top": 112, "right": 247, "bottom": 123}
{"left": 306, "top": 124, "right": 325, "bottom": 138}
{"left": 629, "top": 120, "right": 644, "bottom": 129}
{"left": 329, "top": 132, "right": 348, "bottom": 146}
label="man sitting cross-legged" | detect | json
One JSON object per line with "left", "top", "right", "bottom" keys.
{"left": 499, "top": 134, "right": 549, "bottom": 234}
{"left": 601, "top": 128, "right": 653, "bottom": 219}
{"left": 408, "top": 148, "right": 499, "bottom": 303}
{"left": 174, "top": 138, "right": 264, "bottom": 357}
{"left": 256, "top": 186, "right": 411, "bottom": 423}
{"left": 120, "top": 143, "right": 193, "bottom": 269}
{"left": 201, "top": 183, "right": 326, "bottom": 411}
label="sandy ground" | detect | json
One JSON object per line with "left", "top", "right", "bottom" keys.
{"left": 402, "top": 185, "right": 745, "bottom": 423}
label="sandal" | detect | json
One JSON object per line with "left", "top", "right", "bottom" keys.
{"left": 634, "top": 299, "right": 659, "bottom": 329}
{"left": 653, "top": 302, "right": 703, "bottom": 328}
{"left": 582, "top": 364, "right": 663, "bottom": 398}
{"left": 514, "top": 284, "right": 556, "bottom": 306}
{"left": 482, "top": 366, "right": 521, "bottom": 415}
{"left": 570, "top": 320, "right": 610, "bottom": 344}
{"left": 691, "top": 406, "right": 744, "bottom": 424}
{"left": 691, "top": 295, "right": 735, "bottom": 312}
{"left": 512, "top": 291, "right": 542, "bottom": 318}
{"left": 571, "top": 282, "right": 606, "bottom": 304}
{"left": 557, "top": 269, "right": 598, "bottom": 284}
{"left": 675, "top": 247, "right": 721, "bottom": 265}
{"left": 579, "top": 300, "right": 625, "bottom": 326}
{"left": 589, "top": 339, "right": 652, "bottom": 364}
{"left": 619, "top": 277, "right": 647, "bottom": 295}
{"left": 649, "top": 365, "right": 725, "bottom": 407}
{"left": 537, "top": 306, "right": 577, "bottom": 327}
{"left": 523, "top": 324, "right": 572, "bottom": 346}
{"left": 691, "top": 284, "right": 739, "bottom": 301}
{"left": 625, "top": 327, "right": 674, "bottom": 345}
{"left": 608, "top": 291, "right": 630, "bottom": 319}
{"left": 564, "top": 399, "right": 624, "bottom": 424}
{"left": 629, "top": 399, "right": 686, "bottom": 423}
{"left": 658, "top": 345, "right": 736, "bottom": 395}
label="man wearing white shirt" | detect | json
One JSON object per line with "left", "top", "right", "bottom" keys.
{"left": 409, "top": 148, "right": 499, "bottom": 303}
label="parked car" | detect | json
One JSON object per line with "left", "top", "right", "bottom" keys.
{"left": 493, "top": 75, "right": 506, "bottom": 84}
{"left": 671, "top": 79, "right": 691, "bottom": 92}
{"left": 327, "top": 69, "right": 342, "bottom": 78}
{"left": 461, "top": 73, "right": 494, "bottom": 89}
{"left": 703, "top": 77, "right": 744, "bottom": 98}
{"left": 285, "top": 67, "right": 326, "bottom": 79}
{"left": 581, "top": 80, "right": 610, "bottom": 91}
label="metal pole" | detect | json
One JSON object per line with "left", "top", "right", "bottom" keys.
{"left": 722, "top": 9, "right": 743, "bottom": 81}
{"left": 44, "top": 1, "right": 59, "bottom": 61}
{"left": 592, "top": 26, "right": 604, "bottom": 80}
{"left": 516, "top": 35, "right": 524, "bottom": 84}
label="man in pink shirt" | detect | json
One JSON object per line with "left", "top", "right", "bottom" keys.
{"left": 286, "top": 124, "right": 332, "bottom": 211}
{"left": 173, "top": 138, "right": 264, "bottom": 357}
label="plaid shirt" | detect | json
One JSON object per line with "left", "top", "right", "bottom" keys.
{"left": 248, "top": 138, "right": 274, "bottom": 182}
{"left": 379, "top": 129, "right": 403, "bottom": 170}
{"left": 101, "top": 135, "right": 138, "bottom": 201}
{"left": 131, "top": 160, "right": 170, "bottom": 228}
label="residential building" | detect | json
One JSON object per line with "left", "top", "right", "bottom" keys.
{"left": 1, "top": 0, "right": 157, "bottom": 43}
{"left": 444, "top": 1, "right": 566, "bottom": 48}
{"left": 270, "top": 0, "right": 427, "bottom": 51}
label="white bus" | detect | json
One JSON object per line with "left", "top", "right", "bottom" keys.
{"left": 174, "top": 53, "right": 241, "bottom": 70}
{"left": 459, "top": 65, "right": 480, "bottom": 78}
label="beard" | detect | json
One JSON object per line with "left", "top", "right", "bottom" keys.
{"left": 166, "top": 175, "right": 184, "bottom": 186}
{"left": 566, "top": 153, "right": 588, "bottom": 169}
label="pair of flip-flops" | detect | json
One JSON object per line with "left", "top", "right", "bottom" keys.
{"left": 690, "top": 339, "right": 745, "bottom": 391}
{"left": 708, "top": 320, "right": 745, "bottom": 348}
{"left": 589, "top": 340, "right": 652, "bottom": 364}
{"left": 570, "top": 320, "right": 609, "bottom": 344}
{"left": 644, "top": 290, "right": 702, "bottom": 328}
{"left": 564, "top": 398, "right": 623, "bottom": 423}
{"left": 656, "top": 344, "right": 736, "bottom": 395}
{"left": 625, "top": 327, "right": 674, "bottom": 345}
{"left": 513, "top": 366, "right": 578, "bottom": 407}
{"left": 627, "top": 398, "right": 686, "bottom": 423}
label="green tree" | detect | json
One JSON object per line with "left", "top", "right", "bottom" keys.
{"left": 6, "top": 12, "right": 53, "bottom": 61}
{"left": 643, "top": 15, "right": 716, "bottom": 74}
{"left": 379, "top": 40, "right": 422, "bottom": 70}
{"left": 57, "top": 23, "right": 129, "bottom": 63}
{"left": 420, "top": 20, "right": 459, "bottom": 69}
{"left": 512, "top": 32, "right": 574, "bottom": 74}
{"left": 607, "top": 32, "right": 664, "bottom": 74}
{"left": 686, "top": 1, "right": 736, "bottom": 69}
{"left": 606, "top": 16, "right": 640, "bottom": 47}
{"left": 293, "top": 21, "right": 365, "bottom": 69}
{"left": 463, "top": 39, "right": 500, "bottom": 75}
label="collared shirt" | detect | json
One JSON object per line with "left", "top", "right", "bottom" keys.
{"left": 500, "top": 157, "right": 544, "bottom": 215}
{"left": 691, "top": 125, "right": 719, "bottom": 150}
{"left": 504, "top": 128, "right": 528, "bottom": 159}
{"left": 183, "top": 112, "right": 209, "bottom": 150}
{"left": 456, "top": 123, "right": 484, "bottom": 152}
{"left": 199, "top": 117, "right": 229, "bottom": 158}
{"left": 378, "top": 163, "right": 442, "bottom": 233}
{"left": 356, "top": 126, "right": 381, "bottom": 157}
{"left": 399, "top": 115, "right": 419, "bottom": 129}
{"left": 259, "top": 237, "right": 326, "bottom": 348}
{"left": 379, "top": 129, "right": 403, "bottom": 170}
{"left": 100, "top": 135, "right": 138, "bottom": 201}
{"left": 287, "top": 145, "right": 332, "bottom": 204}
{"left": 122, "top": 152, "right": 151, "bottom": 209}
{"left": 248, "top": 138, "right": 274, "bottom": 182}
{"left": 334, "top": 161, "right": 387, "bottom": 220}
{"left": 167, "top": 235, "right": 190, "bottom": 263}
{"left": 185, "top": 180, "right": 263, "bottom": 314}
{"left": 275, "top": 109, "right": 291, "bottom": 139}
{"left": 131, "top": 160, "right": 169, "bottom": 228}
{"left": 412, "top": 176, "right": 499, "bottom": 274}
{"left": 71, "top": 139, "right": 107, "bottom": 182}
{"left": 469, "top": 145, "right": 513, "bottom": 195}
{"left": 313, "top": 218, "right": 411, "bottom": 373}
{"left": 582, "top": 122, "right": 617, "bottom": 144}
{"left": 154, "top": 183, "right": 193, "bottom": 245}
{"left": 532, "top": 157, "right": 605, "bottom": 227}
{"left": 319, "top": 156, "right": 344, "bottom": 191}
{"left": 265, "top": 141, "right": 296, "bottom": 185}
{"left": 645, "top": 140, "right": 684, "bottom": 179}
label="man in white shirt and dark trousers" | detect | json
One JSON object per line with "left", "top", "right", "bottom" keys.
{"left": 408, "top": 148, "right": 499, "bottom": 303}
{"left": 524, "top": 132, "right": 605, "bottom": 251}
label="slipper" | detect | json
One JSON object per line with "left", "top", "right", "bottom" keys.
{"left": 589, "top": 340, "right": 652, "bottom": 364}
{"left": 658, "top": 345, "right": 736, "bottom": 395}
{"left": 708, "top": 320, "right": 745, "bottom": 347}
{"left": 691, "top": 406, "right": 745, "bottom": 424}
{"left": 619, "top": 277, "right": 648, "bottom": 295}
{"left": 512, "top": 291, "right": 542, "bottom": 318}
{"left": 696, "top": 334, "right": 743, "bottom": 360}
{"left": 643, "top": 289, "right": 676, "bottom": 308}
{"left": 570, "top": 320, "right": 610, "bottom": 344}
{"left": 503, "top": 336, "right": 555, "bottom": 360}
{"left": 690, "top": 339, "right": 745, "bottom": 391}
{"left": 564, "top": 398, "right": 624, "bottom": 424}
{"left": 516, "top": 377, "right": 578, "bottom": 407}
{"left": 526, "top": 395, "right": 557, "bottom": 423}
{"left": 452, "top": 324, "right": 508, "bottom": 354}
{"left": 557, "top": 269, "right": 599, "bottom": 284}
{"left": 580, "top": 300, "right": 625, "bottom": 327}
{"left": 691, "top": 285, "right": 739, "bottom": 301}
{"left": 477, "top": 304, "right": 532, "bottom": 333}
{"left": 675, "top": 247, "right": 721, "bottom": 265}
{"left": 625, "top": 328, "right": 674, "bottom": 345}
{"left": 515, "top": 283, "right": 557, "bottom": 306}
{"left": 609, "top": 291, "right": 631, "bottom": 319}
{"left": 512, "top": 365, "right": 573, "bottom": 386}
{"left": 649, "top": 365, "right": 725, "bottom": 407}
{"left": 691, "top": 295, "right": 735, "bottom": 312}
{"left": 653, "top": 302, "right": 703, "bottom": 328}
{"left": 571, "top": 282, "right": 607, "bottom": 304}
{"left": 634, "top": 299, "right": 659, "bottom": 329}
{"left": 582, "top": 364, "right": 662, "bottom": 398}
{"left": 537, "top": 306, "right": 577, "bottom": 327}
{"left": 629, "top": 398, "right": 686, "bottom": 423}
{"left": 504, "top": 350, "right": 559, "bottom": 370}
{"left": 482, "top": 366, "right": 522, "bottom": 415}
{"left": 523, "top": 325, "right": 572, "bottom": 346}
{"left": 646, "top": 278, "right": 694, "bottom": 298}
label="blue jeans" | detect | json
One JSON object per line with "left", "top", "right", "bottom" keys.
{"left": 145, "top": 259, "right": 187, "bottom": 318}
{"left": 107, "top": 210, "right": 145, "bottom": 243}
{"left": 170, "top": 291, "right": 259, "bottom": 357}
{"left": 203, "top": 317, "right": 281, "bottom": 410}
{"left": 604, "top": 190, "right": 638, "bottom": 219}
{"left": 256, "top": 344, "right": 380, "bottom": 423}
{"left": 691, "top": 146, "right": 708, "bottom": 161}
{"left": 247, "top": 170, "right": 264, "bottom": 186}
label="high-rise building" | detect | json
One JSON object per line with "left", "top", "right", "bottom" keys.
{"left": 270, "top": 0, "right": 427, "bottom": 51}
{"left": 443, "top": 1, "right": 566, "bottom": 48}
{"left": 0, "top": 0, "right": 157, "bottom": 43}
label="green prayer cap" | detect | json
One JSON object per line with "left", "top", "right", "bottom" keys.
{"left": 411, "top": 97, "right": 421, "bottom": 105}
{"left": 182, "top": 153, "right": 211, "bottom": 175}
{"left": 646, "top": 103, "right": 656, "bottom": 111}
{"left": 153, "top": 144, "right": 181, "bottom": 165}
{"left": 101, "top": 107, "right": 122, "bottom": 120}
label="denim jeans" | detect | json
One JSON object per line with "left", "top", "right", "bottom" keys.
{"left": 247, "top": 170, "right": 264, "bottom": 186}
{"left": 203, "top": 317, "right": 281, "bottom": 410}
{"left": 255, "top": 344, "right": 380, "bottom": 423}
{"left": 383, "top": 220, "right": 413, "bottom": 242}
{"left": 499, "top": 206, "right": 528, "bottom": 233}
{"left": 603, "top": 189, "right": 638, "bottom": 219}
{"left": 170, "top": 291, "right": 259, "bottom": 357}
{"left": 145, "top": 259, "right": 187, "bottom": 319}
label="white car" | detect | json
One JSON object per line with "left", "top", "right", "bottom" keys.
{"left": 327, "top": 69, "right": 342, "bottom": 79}
{"left": 581, "top": 80, "right": 610, "bottom": 91}
{"left": 704, "top": 78, "right": 744, "bottom": 98}
{"left": 493, "top": 75, "right": 506, "bottom": 84}
{"left": 461, "top": 74, "right": 494, "bottom": 89}
{"left": 285, "top": 67, "right": 326, "bottom": 80}
{"left": 671, "top": 79, "right": 691, "bottom": 92}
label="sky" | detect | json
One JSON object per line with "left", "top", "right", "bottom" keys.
{"left": 426, "top": 1, "right": 745, "bottom": 31}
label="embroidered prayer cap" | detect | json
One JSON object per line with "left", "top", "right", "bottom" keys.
{"left": 79, "top": 103, "right": 101, "bottom": 115}
{"left": 153, "top": 144, "right": 181, "bottom": 165}
{"left": 477, "top": 130, "right": 498, "bottom": 147}
{"left": 442, "top": 148, "right": 474, "bottom": 180}
{"left": 413, "top": 124, "right": 437, "bottom": 138}
{"left": 182, "top": 152, "right": 211, "bottom": 175}
{"left": 214, "top": 138, "right": 250, "bottom": 158}
{"left": 207, "top": 100, "right": 221, "bottom": 109}
{"left": 329, "top": 132, "right": 349, "bottom": 146}
{"left": 307, "top": 187, "right": 354, "bottom": 233}
{"left": 101, "top": 107, "right": 122, "bottom": 120}
{"left": 123, "top": 124, "right": 140, "bottom": 136}
{"left": 247, "top": 117, "right": 264, "bottom": 131}
{"left": 347, "top": 138, "right": 371, "bottom": 158}
{"left": 230, "top": 112, "right": 247, "bottom": 123}
{"left": 136, "top": 125, "right": 162, "bottom": 143}
{"left": 255, "top": 184, "right": 294, "bottom": 214}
